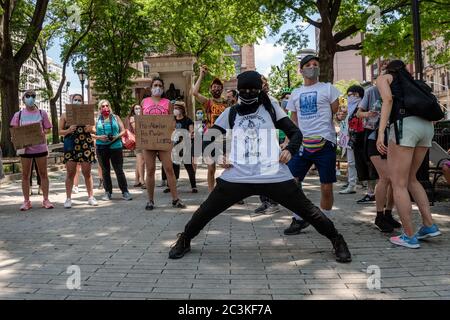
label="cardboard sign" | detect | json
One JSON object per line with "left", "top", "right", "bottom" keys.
{"left": 10, "top": 123, "right": 44, "bottom": 149}
{"left": 135, "top": 115, "right": 175, "bottom": 151}
{"left": 66, "top": 104, "right": 96, "bottom": 126}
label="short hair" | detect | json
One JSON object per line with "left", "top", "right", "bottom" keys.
{"left": 210, "top": 78, "right": 223, "bottom": 88}
{"left": 347, "top": 85, "right": 365, "bottom": 98}
{"left": 227, "top": 89, "right": 238, "bottom": 98}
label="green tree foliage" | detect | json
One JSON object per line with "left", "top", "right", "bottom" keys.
{"left": 268, "top": 52, "right": 303, "bottom": 98}
{"left": 73, "top": 0, "right": 155, "bottom": 116}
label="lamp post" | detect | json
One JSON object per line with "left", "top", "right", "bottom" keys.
{"left": 412, "top": 0, "right": 423, "bottom": 80}
{"left": 276, "top": 66, "right": 291, "bottom": 89}
{"left": 77, "top": 68, "right": 87, "bottom": 103}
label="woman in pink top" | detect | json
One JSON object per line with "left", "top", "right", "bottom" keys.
{"left": 141, "top": 78, "right": 186, "bottom": 210}
{"left": 10, "top": 90, "right": 54, "bottom": 211}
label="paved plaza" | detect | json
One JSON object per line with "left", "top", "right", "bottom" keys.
{"left": 0, "top": 159, "right": 449, "bottom": 300}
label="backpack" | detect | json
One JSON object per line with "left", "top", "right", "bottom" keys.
{"left": 394, "top": 70, "right": 445, "bottom": 122}
{"left": 228, "top": 103, "right": 277, "bottom": 129}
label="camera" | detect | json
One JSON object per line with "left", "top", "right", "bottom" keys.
{"left": 107, "top": 134, "right": 114, "bottom": 141}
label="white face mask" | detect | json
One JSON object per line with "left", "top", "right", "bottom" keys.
{"left": 134, "top": 108, "right": 141, "bottom": 115}
{"left": 174, "top": 109, "right": 181, "bottom": 117}
{"left": 152, "top": 87, "right": 163, "bottom": 97}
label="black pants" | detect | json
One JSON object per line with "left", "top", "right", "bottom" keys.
{"left": 30, "top": 158, "right": 41, "bottom": 186}
{"left": 184, "top": 178, "right": 339, "bottom": 240}
{"left": 97, "top": 148, "right": 128, "bottom": 194}
{"left": 353, "top": 131, "right": 378, "bottom": 181}
{"left": 162, "top": 163, "right": 197, "bottom": 188}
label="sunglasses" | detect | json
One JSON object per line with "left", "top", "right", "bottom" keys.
{"left": 101, "top": 105, "right": 109, "bottom": 108}
{"left": 73, "top": 99, "right": 82, "bottom": 103}
{"left": 25, "top": 94, "right": 36, "bottom": 98}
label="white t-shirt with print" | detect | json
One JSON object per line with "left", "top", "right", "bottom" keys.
{"left": 287, "top": 82, "right": 341, "bottom": 144}
{"left": 214, "top": 104, "right": 294, "bottom": 184}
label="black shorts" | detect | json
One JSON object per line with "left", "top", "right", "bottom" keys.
{"left": 367, "top": 139, "right": 387, "bottom": 160}
{"left": 19, "top": 151, "right": 48, "bottom": 159}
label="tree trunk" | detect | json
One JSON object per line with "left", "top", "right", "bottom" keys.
{"left": 0, "top": 59, "right": 20, "bottom": 157}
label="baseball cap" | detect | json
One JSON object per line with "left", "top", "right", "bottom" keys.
{"left": 300, "top": 55, "right": 320, "bottom": 69}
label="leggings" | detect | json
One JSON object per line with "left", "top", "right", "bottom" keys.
{"left": 183, "top": 178, "right": 339, "bottom": 240}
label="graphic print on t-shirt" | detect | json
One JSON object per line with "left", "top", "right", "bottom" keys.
{"left": 299, "top": 91, "right": 318, "bottom": 117}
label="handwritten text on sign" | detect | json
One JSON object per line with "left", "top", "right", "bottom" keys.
{"left": 135, "top": 115, "right": 175, "bottom": 151}
{"left": 66, "top": 104, "right": 95, "bottom": 126}
{"left": 10, "top": 123, "right": 44, "bottom": 149}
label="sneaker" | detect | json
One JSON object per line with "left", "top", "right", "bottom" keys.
{"left": 375, "top": 215, "right": 394, "bottom": 233}
{"left": 163, "top": 188, "right": 171, "bottom": 194}
{"left": 122, "top": 192, "right": 133, "bottom": 201}
{"left": 169, "top": 233, "right": 191, "bottom": 259}
{"left": 339, "top": 185, "right": 356, "bottom": 194}
{"left": 390, "top": 233, "right": 420, "bottom": 249}
{"left": 384, "top": 214, "right": 402, "bottom": 229}
{"left": 42, "top": 199, "right": 54, "bottom": 209}
{"left": 265, "top": 204, "right": 280, "bottom": 214}
{"left": 254, "top": 202, "right": 269, "bottom": 214}
{"left": 20, "top": 200, "right": 32, "bottom": 211}
{"left": 415, "top": 224, "right": 441, "bottom": 240}
{"left": 357, "top": 194, "right": 375, "bottom": 204}
{"left": 64, "top": 198, "right": 72, "bottom": 209}
{"left": 145, "top": 200, "right": 154, "bottom": 211}
{"left": 191, "top": 188, "right": 198, "bottom": 193}
{"left": 73, "top": 186, "right": 79, "bottom": 194}
{"left": 332, "top": 234, "right": 352, "bottom": 263}
{"left": 172, "top": 199, "right": 186, "bottom": 208}
{"left": 283, "top": 218, "right": 310, "bottom": 235}
{"left": 88, "top": 197, "right": 98, "bottom": 206}
{"left": 340, "top": 183, "right": 349, "bottom": 190}
{"left": 102, "top": 192, "right": 112, "bottom": 201}
{"left": 133, "top": 183, "right": 143, "bottom": 188}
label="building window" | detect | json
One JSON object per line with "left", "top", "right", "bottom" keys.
{"left": 143, "top": 63, "right": 150, "bottom": 78}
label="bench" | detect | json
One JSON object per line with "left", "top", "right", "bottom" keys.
{"left": 429, "top": 141, "right": 450, "bottom": 205}
{"left": 2, "top": 157, "right": 21, "bottom": 174}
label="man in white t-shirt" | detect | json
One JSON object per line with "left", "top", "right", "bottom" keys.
{"left": 284, "top": 55, "right": 341, "bottom": 235}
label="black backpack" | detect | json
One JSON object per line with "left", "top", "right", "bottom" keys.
{"left": 394, "top": 70, "right": 445, "bottom": 122}
{"left": 228, "top": 103, "right": 277, "bottom": 129}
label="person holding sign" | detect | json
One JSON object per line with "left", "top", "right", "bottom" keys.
{"left": 141, "top": 77, "right": 186, "bottom": 211}
{"left": 94, "top": 100, "right": 132, "bottom": 201}
{"left": 10, "top": 90, "right": 53, "bottom": 211}
{"left": 168, "top": 71, "right": 352, "bottom": 263}
{"left": 59, "top": 94, "right": 98, "bottom": 208}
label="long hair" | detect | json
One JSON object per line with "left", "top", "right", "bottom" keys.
{"left": 258, "top": 90, "right": 274, "bottom": 113}
{"left": 385, "top": 60, "right": 413, "bottom": 80}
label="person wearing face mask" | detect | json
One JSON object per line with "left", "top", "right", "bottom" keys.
{"left": 337, "top": 86, "right": 365, "bottom": 195}
{"left": 283, "top": 55, "right": 341, "bottom": 235}
{"left": 193, "top": 65, "right": 227, "bottom": 192}
{"left": 59, "top": 94, "right": 98, "bottom": 208}
{"left": 125, "top": 104, "right": 146, "bottom": 189}
{"left": 93, "top": 99, "right": 132, "bottom": 202}
{"left": 168, "top": 70, "right": 352, "bottom": 263}
{"left": 10, "top": 90, "right": 54, "bottom": 211}
{"left": 141, "top": 77, "right": 186, "bottom": 210}
{"left": 161, "top": 102, "right": 198, "bottom": 193}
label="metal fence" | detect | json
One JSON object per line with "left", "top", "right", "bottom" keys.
{"left": 434, "top": 120, "right": 450, "bottom": 151}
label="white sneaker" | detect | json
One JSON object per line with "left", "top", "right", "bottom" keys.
{"left": 64, "top": 198, "right": 72, "bottom": 209}
{"left": 73, "top": 186, "right": 79, "bottom": 194}
{"left": 88, "top": 197, "right": 98, "bottom": 206}
{"left": 339, "top": 186, "right": 356, "bottom": 194}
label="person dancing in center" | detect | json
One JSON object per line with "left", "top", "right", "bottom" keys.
{"left": 169, "top": 71, "right": 352, "bottom": 263}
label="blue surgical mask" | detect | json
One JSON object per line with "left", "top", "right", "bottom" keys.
{"left": 196, "top": 112, "right": 203, "bottom": 120}
{"left": 24, "top": 97, "right": 35, "bottom": 107}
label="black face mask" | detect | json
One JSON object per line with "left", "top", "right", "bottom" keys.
{"left": 237, "top": 91, "right": 260, "bottom": 115}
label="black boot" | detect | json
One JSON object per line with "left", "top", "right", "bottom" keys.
{"left": 169, "top": 233, "right": 191, "bottom": 259}
{"left": 283, "top": 217, "right": 310, "bottom": 235}
{"left": 332, "top": 234, "right": 352, "bottom": 263}
{"left": 384, "top": 210, "right": 402, "bottom": 228}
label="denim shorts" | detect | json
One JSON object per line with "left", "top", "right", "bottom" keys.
{"left": 288, "top": 140, "right": 337, "bottom": 184}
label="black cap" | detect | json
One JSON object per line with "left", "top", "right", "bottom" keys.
{"left": 237, "top": 71, "right": 263, "bottom": 90}
{"left": 300, "top": 55, "right": 320, "bottom": 69}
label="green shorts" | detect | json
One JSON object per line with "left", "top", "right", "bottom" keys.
{"left": 389, "top": 116, "right": 434, "bottom": 148}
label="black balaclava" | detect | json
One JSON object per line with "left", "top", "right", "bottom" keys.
{"left": 237, "top": 71, "right": 263, "bottom": 115}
